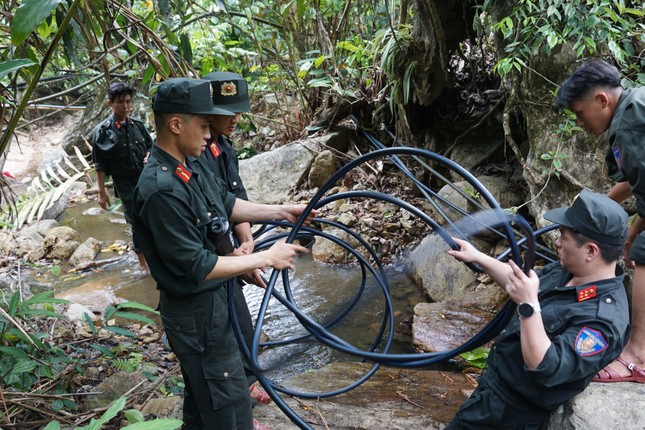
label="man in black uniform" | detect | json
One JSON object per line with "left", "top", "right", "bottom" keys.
{"left": 446, "top": 189, "right": 630, "bottom": 429}
{"left": 555, "top": 59, "right": 645, "bottom": 382}
{"left": 133, "top": 77, "right": 312, "bottom": 430}
{"left": 201, "top": 71, "right": 272, "bottom": 408}
{"left": 92, "top": 82, "right": 153, "bottom": 268}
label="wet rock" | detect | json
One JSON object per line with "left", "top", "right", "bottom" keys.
{"left": 252, "top": 361, "right": 474, "bottom": 429}
{"left": 546, "top": 382, "right": 645, "bottom": 430}
{"left": 56, "top": 281, "right": 120, "bottom": 313}
{"left": 69, "top": 237, "right": 102, "bottom": 268}
{"left": 308, "top": 149, "right": 335, "bottom": 188}
{"left": 81, "top": 371, "right": 147, "bottom": 411}
{"left": 412, "top": 302, "right": 495, "bottom": 352}
{"left": 82, "top": 207, "right": 104, "bottom": 216}
{"left": 405, "top": 234, "right": 477, "bottom": 302}
{"left": 42, "top": 226, "right": 82, "bottom": 260}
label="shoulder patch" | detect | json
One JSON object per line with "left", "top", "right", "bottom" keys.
{"left": 612, "top": 145, "right": 622, "bottom": 170}
{"left": 156, "top": 165, "right": 173, "bottom": 191}
{"left": 575, "top": 326, "right": 608, "bottom": 356}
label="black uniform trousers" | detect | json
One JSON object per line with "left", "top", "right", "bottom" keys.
{"left": 446, "top": 369, "right": 549, "bottom": 430}
{"left": 112, "top": 176, "right": 142, "bottom": 253}
{"left": 160, "top": 287, "right": 252, "bottom": 430}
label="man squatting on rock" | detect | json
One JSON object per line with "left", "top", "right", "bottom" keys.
{"left": 446, "top": 190, "right": 630, "bottom": 429}
{"left": 132, "top": 77, "right": 316, "bottom": 429}
{"left": 555, "top": 58, "right": 645, "bottom": 383}
{"left": 91, "top": 82, "right": 153, "bottom": 268}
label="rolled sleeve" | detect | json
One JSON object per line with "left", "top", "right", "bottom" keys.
{"left": 526, "top": 320, "right": 619, "bottom": 388}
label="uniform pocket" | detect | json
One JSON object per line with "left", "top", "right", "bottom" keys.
{"left": 204, "top": 353, "right": 248, "bottom": 410}
{"left": 161, "top": 312, "right": 203, "bottom": 355}
{"left": 541, "top": 305, "right": 565, "bottom": 335}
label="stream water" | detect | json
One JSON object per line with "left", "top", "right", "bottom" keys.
{"left": 46, "top": 199, "right": 429, "bottom": 385}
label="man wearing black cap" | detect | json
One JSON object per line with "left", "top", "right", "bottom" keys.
{"left": 91, "top": 82, "right": 153, "bottom": 268}
{"left": 446, "top": 189, "right": 630, "bottom": 429}
{"left": 133, "top": 77, "right": 313, "bottom": 430}
{"left": 201, "top": 71, "right": 272, "bottom": 408}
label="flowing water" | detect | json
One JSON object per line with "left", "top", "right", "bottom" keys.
{"left": 47, "top": 199, "right": 428, "bottom": 384}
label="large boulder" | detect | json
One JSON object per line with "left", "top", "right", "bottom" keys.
{"left": 240, "top": 133, "right": 343, "bottom": 204}
{"left": 42, "top": 226, "right": 82, "bottom": 260}
{"left": 413, "top": 302, "right": 495, "bottom": 352}
{"left": 69, "top": 237, "right": 102, "bottom": 268}
{"left": 404, "top": 234, "right": 477, "bottom": 302}
{"left": 546, "top": 382, "right": 645, "bottom": 429}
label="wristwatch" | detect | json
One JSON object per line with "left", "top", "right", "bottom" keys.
{"left": 518, "top": 302, "right": 541, "bottom": 318}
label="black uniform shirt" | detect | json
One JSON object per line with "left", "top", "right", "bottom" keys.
{"left": 606, "top": 87, "right": 645, "bottom": 216}
{"left": 202, "top": 135, "right": 248, "bottom": 200}
{"left": 92, "top": 115, "right": 153, "bottom": 177}
{"left": 133, "top": 144, "right": 236, "bottom": 297}
{"left": 487, "top": 261, "right": 629, "bottom": 410}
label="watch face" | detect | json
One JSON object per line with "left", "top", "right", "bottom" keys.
{"left": 518, "top": 303, "right": 534, "bottom": 318}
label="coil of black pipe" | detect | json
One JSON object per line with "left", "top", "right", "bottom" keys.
{"left": 228, "top": 133, "right": 556, "bottom": 429}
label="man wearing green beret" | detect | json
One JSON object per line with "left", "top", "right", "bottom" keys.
{"left": 446, "top": 190, "right": 630, "bottom": 429}
{"left": 132, "top": 77, "right": 314, "bottom": 429}
{"left": 555, "top": 59, "right": 645, "bottom": 384}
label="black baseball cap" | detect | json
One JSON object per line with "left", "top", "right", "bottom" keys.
{"left": 202, "top": 71, "right": 250, "bottom": 114}
{"left": 543, "top": 189, "right": 628, "bottom": 246}
{"left": 153, "top": 78, "right": 230, "bottom": 115}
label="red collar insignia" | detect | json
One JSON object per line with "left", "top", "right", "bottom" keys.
{"left": 209, "top": 141, "right": 221, "bottom": 158}
{"left": 577, "top": 286, "right": 597, "bottom": 302}
{"left": 175, "top": 164, "right": 192, "bottom": 183}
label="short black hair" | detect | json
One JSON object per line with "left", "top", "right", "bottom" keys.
{"left": 554, "top": 59, "right": 622, "bottom": 109}
{"left": 569, "top": 228, "right": 625, "bottom": 263}
{"left": 108, "top": 82, "right": 134, "bottom": 101}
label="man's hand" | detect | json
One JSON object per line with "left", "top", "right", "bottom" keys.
{"left": 98, "top": 189, "right": 111, "bottom": 210}
{"left": 265, "top": 239, "right": 309, "bottom": 270}
{"left": 504, "top": 260, "right": 540, "bottom": 305}
{"left": 229, "top": 245, "right": 265, "bottom": 287}
{"left": 241, "top": 268, "right": 267, "bottom": 288}
{"left": 237, "top": 240, "right": 255, "bottom": 256}
{"left": 281, "top": 205, "right": 319, "bottom": 225}
{"left": 447, "top": 237, "right": 481, "bottom": 263}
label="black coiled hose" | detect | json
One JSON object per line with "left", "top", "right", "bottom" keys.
{"left": 228, "top": 141, "right": 554, "bottom": 429}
